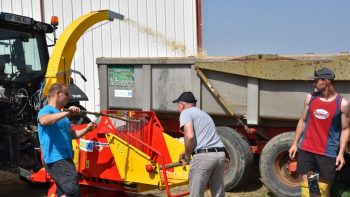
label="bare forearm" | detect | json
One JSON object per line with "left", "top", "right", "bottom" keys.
{"left": 71, "top": 128, "right": 90, "bottom": 139}
{"left": 292, "top": 119, "right": 306, "bottom": 146}
{"left": 39, "top": 112, "right": 69, "bottom": 125}
{"left": 338, "top": 128, "right": 350, "bottom": 155}
{"left": 183, "top": 123, "right": 195, "bottom": 158}
{"left": 184, "top": 137, "right": 194, "bottom": 157}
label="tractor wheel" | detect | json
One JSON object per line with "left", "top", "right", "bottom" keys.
{"left": 216, "top": 126, "right": 254, "bottom": 191}
{"left": 260, "top": 132, "right": 300, "bottom": 197}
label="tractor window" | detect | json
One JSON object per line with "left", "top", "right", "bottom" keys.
{"left": 0, "top": 28, "right": 47, "bottom": 82}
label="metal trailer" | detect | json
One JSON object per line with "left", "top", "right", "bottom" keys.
{"left": 97, "top": 54, "right": 350, "bottom": 197}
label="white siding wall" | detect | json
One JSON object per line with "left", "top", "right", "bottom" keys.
{"left": 1, "top": 0, "right": 198, "bottom": 112}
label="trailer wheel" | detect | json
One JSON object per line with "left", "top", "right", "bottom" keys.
{"left": 260, "top": 132, "right": 300, "bottom": 197}
{"left": 216, "top": 126, "right": 253, "bottom": 191}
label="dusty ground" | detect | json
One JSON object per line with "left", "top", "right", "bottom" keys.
{"left": 0, "top": 170, "right": 48, "bottom": 197}
{"left": 0, "top": 170, "right": 272, "bottom": 197}
{"left": 134, "top": 181, "right": 272, "bottom": 197}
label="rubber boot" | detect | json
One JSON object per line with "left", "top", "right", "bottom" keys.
{"left": 301, "top": 181, "right": 310, "bottom": 197}
{"left": 318, "top": 182, "right": 329, "bottom": 197}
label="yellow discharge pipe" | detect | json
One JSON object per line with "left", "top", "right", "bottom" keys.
{"left": 43, "top": 10, "right": 124, "bottom": 96}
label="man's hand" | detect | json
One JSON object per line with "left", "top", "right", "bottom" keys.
{"left": 336, "top": 154, "right": 345, "bottom": 171}
{"left": 288, "top": 145, "right": 298, "bottom": 159}
{"left": 71, "top": 121, "right": 97, "bottom": 139}
{"left": 66, "top": 106, "right": 81, "bottom": 116}
{"left": 179, "top": 151, "right": 186, "bottom": 160}
{"left": 86, "top": 121, "right": 97, "bottom": 132}
{"left": 179, "top": 151, "right": 190, "bottom": 171}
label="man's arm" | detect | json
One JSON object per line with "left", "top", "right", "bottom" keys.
{"left": 178, "top": 122, "right": 195, "bottom": 170}
{"left": 183, "top": 123, "right": 195, "bottom": 159}
{"left": 288, "top": 93, "right": 312, "bottom": 159}
{"left": 71, "top": 121, "right": 97, "bottom": 139}
{"left": 180, "top": 123, "right": 195, "bottom": 170}
{"left": 39, "top": 111, "right": 70, "bottom": 126}
{"left": 39, "top": 106, "right": 80, "bottom": 126}
{"left": 336, "top": 98, "right": 350, "bottom": 171}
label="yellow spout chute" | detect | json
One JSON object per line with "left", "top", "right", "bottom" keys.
{"left": 43, "top": 10, "right": 124, "bottom": 96}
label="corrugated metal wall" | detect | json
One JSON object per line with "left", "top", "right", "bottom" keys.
{"left": 0, "top": 0, "right": 198, "bottom": 112}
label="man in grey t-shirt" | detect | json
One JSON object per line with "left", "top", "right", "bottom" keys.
{"left": 173, "top": 91, "right": 226, "bottom": 197}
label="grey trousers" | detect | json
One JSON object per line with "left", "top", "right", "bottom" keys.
{"left": 189, "top": 151, "right": 226, "bottom": 197}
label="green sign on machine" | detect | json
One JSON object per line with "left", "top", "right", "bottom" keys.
{"left": 108, "top": 65, "right": 135, "bottom": 98}
{"left": 108, "top": 65, "right": 135, "bottom": 87}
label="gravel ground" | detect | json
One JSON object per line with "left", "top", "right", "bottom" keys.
{"left": 0, "top": 170, "right": 272, "bottom": 197}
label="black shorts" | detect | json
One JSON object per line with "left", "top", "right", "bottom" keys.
{"left": 44, "top": 158, "right": 82, "bottom": 197}
{"left": 297, "top": 149, "right": 336, "bottom": 181}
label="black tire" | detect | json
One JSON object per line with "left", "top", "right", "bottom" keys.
{"left": 260, "top": 132, "right": 300, "bottom": 197}
{"left": 216, "top": 126, "right": 254, "bottom": 191}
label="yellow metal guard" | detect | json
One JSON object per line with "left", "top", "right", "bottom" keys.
{"left": 106, "top": 132, "right": 189, "bottom": 192}
{"left": 43, "top": 10, "right": 124, "bottom": 96}
{"left": 106, "top": 133, "right": 162, "bottom": 191}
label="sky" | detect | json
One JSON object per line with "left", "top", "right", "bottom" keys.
{"left": 202, "top": 0, "right": 350, "bottom": 56}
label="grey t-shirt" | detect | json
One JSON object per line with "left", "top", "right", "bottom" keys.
{"left": 179, "top": 107, "right": 224, "bottom": 151}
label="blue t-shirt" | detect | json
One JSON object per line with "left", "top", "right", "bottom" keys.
{"left": 38, "top": 105, "right": 73, "bottom": 164}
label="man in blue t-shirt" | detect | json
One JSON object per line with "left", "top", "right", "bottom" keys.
{"left": 38, "top": 83, "right": 96, "bottom": 197}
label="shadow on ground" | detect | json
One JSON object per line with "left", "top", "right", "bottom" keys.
{"left": 230, "top": 155, "right": 263, "bottom": 192}
{"left": 3, "top": 155, "right": 350, "bottom": 197}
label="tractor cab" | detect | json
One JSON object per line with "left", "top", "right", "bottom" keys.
{"left": 0, "top": 13, "right": 54, "bottom": 172}
{"left": 0, "top": 12, "right": 53, "bottom": 95}
{"left": 0, "top": 12, "right": 90, "bottom": 174}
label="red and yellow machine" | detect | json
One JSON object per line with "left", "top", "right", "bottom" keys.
{"left": 31, "top": 110, "right": 189, "bottom": 197}
{"left": 26, "top": 10, "right": 189, "bottom": 197}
